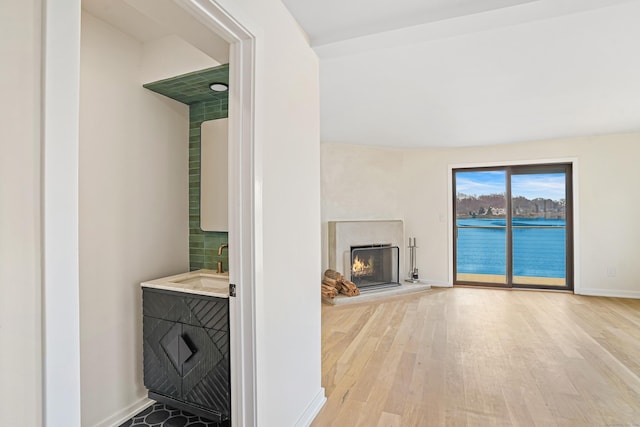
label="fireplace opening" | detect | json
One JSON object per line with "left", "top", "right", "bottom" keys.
{"left": 350, "top": 244, "right": 400, "bottom": 291}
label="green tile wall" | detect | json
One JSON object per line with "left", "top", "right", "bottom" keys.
{"left": 143, "top": 65, "right": 229, "bottom": 104}
{"left": 189, "top": 99, "right": 228, "bottom": 271}
{"left": 143, "top": 65, "right": 229, "bottom": 271}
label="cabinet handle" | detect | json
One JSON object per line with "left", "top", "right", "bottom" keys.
{"left": 166, "top": 334, "right": 195, "bottom": 368}
{"left": 178, "top": 335, "right": 195, "bottom": 364}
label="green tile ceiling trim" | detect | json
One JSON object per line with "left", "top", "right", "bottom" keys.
{"left": 143, "top": 64, "right": 229, "bottom": 105}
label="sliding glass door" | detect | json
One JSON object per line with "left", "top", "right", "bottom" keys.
{"left": 454, "top": 164, "right": 572, "bottom": 290}
{"left": 455, "top": 170, "right": 508, "bottom": 285}
{"left": 511, "top": 168, "right": 570, "bottom": 287}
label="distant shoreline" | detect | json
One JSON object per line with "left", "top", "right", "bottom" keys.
{"left": 456, "top": 214, "right": 566, "bottom": 220}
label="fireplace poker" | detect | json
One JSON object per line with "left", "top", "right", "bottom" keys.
{"left": 406, "top": 237, "right": 420, "bottom": 283}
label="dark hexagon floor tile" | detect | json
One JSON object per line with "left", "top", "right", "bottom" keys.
{"left": 121, "top": 401, "right": 224, "bottom": 427}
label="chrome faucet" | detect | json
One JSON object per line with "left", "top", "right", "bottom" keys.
{"left": 218, "top": 243, "right": 228, "bottom": 256}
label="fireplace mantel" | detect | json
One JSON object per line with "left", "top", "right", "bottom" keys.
{"left": 328, "top": 220, "right": 404, "bottom": 282}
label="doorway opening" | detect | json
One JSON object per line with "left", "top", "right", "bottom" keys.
{"left": 453, "top": 163, "right": 573, "bottom": 290}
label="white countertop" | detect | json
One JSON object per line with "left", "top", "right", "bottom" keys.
{"left": 141, "top": 269, "right": 230, "bottom": 298}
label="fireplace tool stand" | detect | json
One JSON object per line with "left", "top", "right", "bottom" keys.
{"left": 406, "top": 237, "right": 420, "bottom": 283}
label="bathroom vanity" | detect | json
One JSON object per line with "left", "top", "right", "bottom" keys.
{"left": 141, "top": 270, "right": 230, "bottom": 422}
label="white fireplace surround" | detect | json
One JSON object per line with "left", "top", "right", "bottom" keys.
{"left": 328, "top": 220, "right": 404, "bottom": 282}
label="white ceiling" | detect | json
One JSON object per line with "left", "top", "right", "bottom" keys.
{"left": 282, "top": 0, "right": 640, "bottom": 147}
{"left": 282, "top": 0, "right": 538, "bottom": 46}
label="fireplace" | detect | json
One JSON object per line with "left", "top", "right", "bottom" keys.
{"left": 325, "top": 220, "right": 431, "bottom": 304}
{"left": 350, "top": 244, "right": 400, "bottom": 290}
{"left": 328, "top": 220, "right": 405, "bottom": 284}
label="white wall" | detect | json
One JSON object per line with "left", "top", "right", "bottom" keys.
{"left": 322, "top": 134, "right": 640, "bottom": 298}
{"left": 321, "top": 143, "right": 404, "bottom": 221}
{"left": 320, "top": 143, "right": 404, "bottom": 271}
{"left": 0, "top": 1, "right": 42, "bottom": 425}
{"left": 79, "top": 12, "right": 189, "bottom": 425}
{"left": 140, "top": 35, "right": 221, "bottom": 84}
{"left": 217, "top": 0, "right": 324, "bottom": 424}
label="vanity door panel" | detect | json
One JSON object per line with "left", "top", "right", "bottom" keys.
{"left": 142, "top": 316, "right": 182, "bottom": 400}
{"left": 183, "top": 295, "right": 229, "bottom": 330}
{"left": 143, "top": 288, "right": 188, "bottom": 323}
{"left": 181, "top": 325, "right": 230, "bottom": 420}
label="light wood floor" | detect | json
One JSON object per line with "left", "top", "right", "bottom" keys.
{"left": 311, "top": 287, "right": 640, "bottom": 426}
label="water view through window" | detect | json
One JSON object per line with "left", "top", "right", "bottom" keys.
{"left": 454, "top": 166, "right": 572, "bottom": 289}
{"left": 457, "top": 218, "right": 566, "bottom": 277}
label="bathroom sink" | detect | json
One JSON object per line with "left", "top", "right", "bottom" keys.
{"left": 141, "top": 269, "right": 230, "bottom": 298}
{"left": 172, "top": 274, "right": 228, "bottom": 291}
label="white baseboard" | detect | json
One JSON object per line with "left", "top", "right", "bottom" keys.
{"left": 428, "top": 280, "right": 453, "bottom": 288}
{"left": 294, "top": 387, "right": 326, "bottom": 427}
{"left": 94, "top": 396, "right": 154, "bottom": 427}
{"left": 577, "top": 289, "right": 640, "bottom": 299}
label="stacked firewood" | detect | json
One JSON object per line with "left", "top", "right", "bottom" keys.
{"left": 321, "top": 282, "right": 338, "bottom": 299}
{"left": 321, "top": 269, "right": 360, "bottom": 298}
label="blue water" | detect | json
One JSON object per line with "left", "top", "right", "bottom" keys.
{"left": 456, "top": 218, "right": 566, "bottom": 278}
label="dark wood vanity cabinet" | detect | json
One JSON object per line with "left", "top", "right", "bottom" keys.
{"left": 142, "top": 288, "right": 230, "bottom": 422}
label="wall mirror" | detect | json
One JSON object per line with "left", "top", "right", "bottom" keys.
{"left": 200, "top": 118, "right": 228, "bottom": 231}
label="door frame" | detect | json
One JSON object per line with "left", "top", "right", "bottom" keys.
{"left": 447, "top": 158, "right": 580, "bottom": 294}
{"left": 176, "top": 1, "right": 258, "bottom": 425}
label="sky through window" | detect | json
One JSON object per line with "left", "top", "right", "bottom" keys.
{"left": 456, "top": 171, "right": 565, "bottom": 201}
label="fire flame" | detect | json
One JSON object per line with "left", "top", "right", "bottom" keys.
{"left": 352, "top": 255, "right": 375, "bottom": 277}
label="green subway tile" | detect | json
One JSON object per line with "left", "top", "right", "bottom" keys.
{"left": 203, "top": 239, "right": 219, "bottom": 249}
